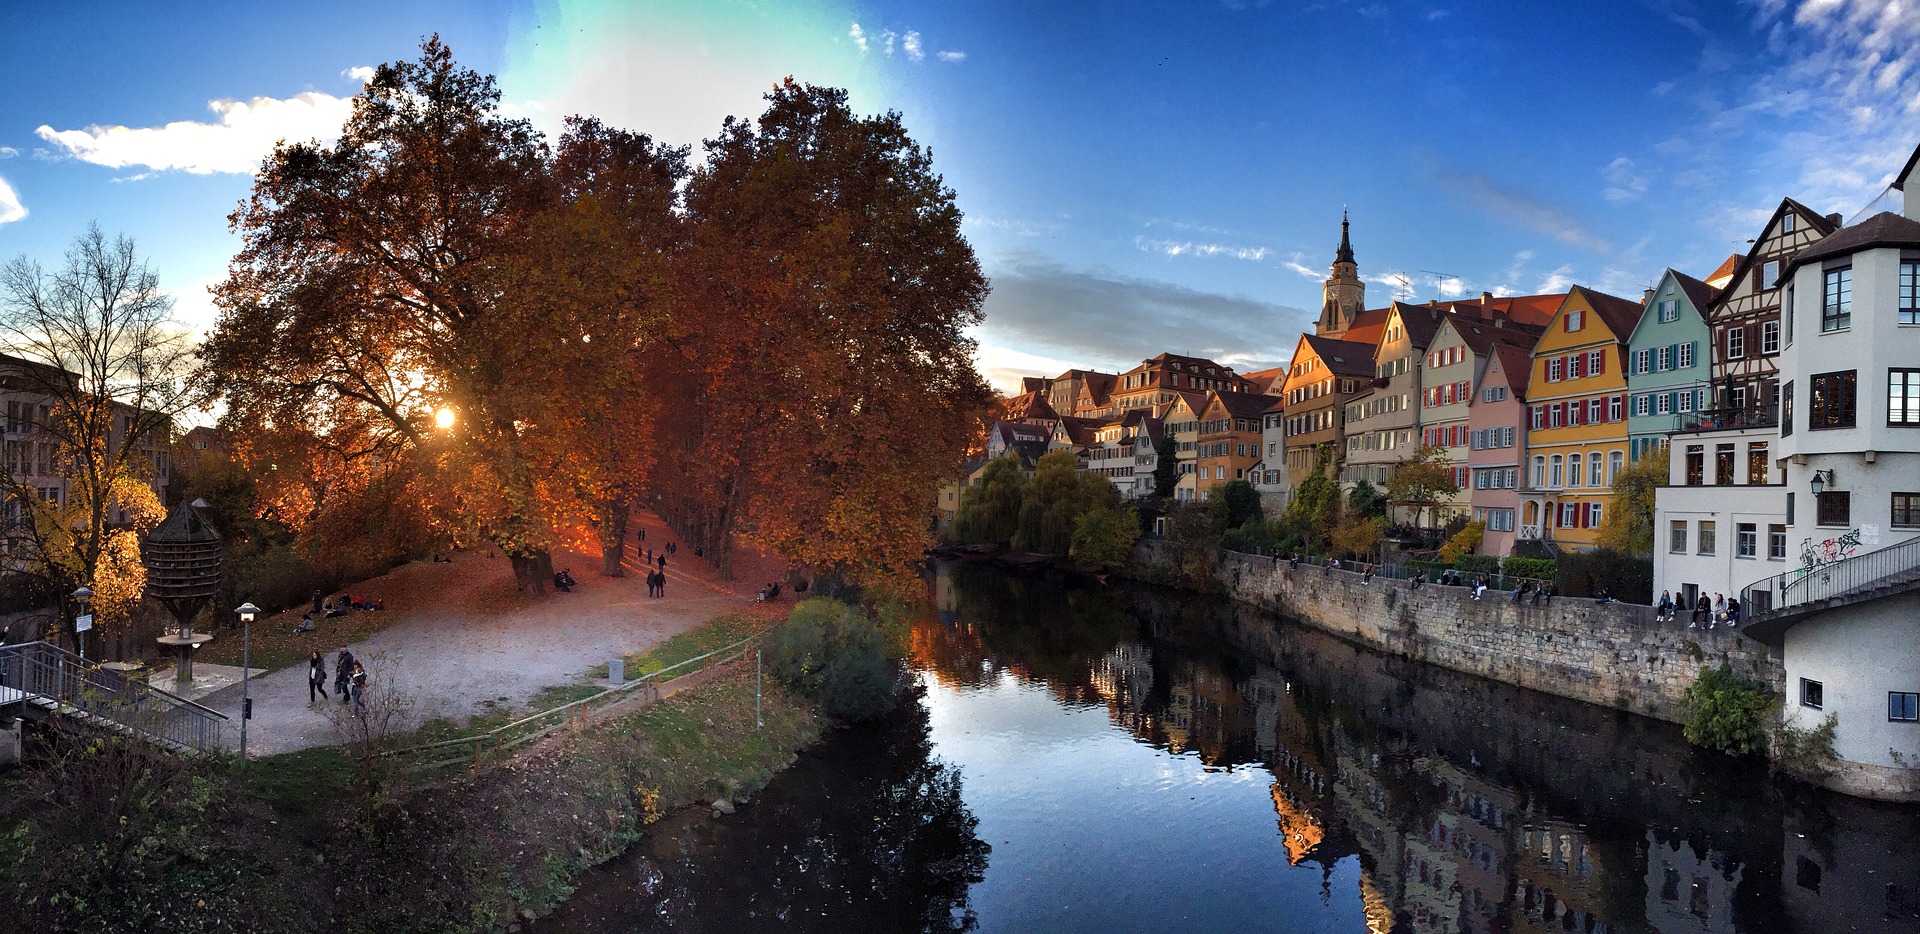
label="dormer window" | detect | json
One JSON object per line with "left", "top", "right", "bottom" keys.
{"left": 1565, "top": 309, "right": 1585, "bottom": 332}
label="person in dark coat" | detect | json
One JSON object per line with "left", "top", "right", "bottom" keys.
{"left": 334, "top": 646, "right": 355, "bottom": 702}
{"left": 308, "top": 651, "right": 327, "bottom": 704}
{"left": 349, "top": 662, "right": 368, "bottom": 712}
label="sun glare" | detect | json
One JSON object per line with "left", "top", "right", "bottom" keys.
{"left": 435, "top": 407, "right": 456, "bottom": 430}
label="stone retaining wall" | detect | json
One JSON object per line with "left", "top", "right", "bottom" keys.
{"left": 1134, "top": 541, "right": 1783, "bottom": 723}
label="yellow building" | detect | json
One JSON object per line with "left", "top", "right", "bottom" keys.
{"left": 1520, "top": 287, "right": 1641, "bottom": 550}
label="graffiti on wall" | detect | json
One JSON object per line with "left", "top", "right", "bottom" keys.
{"left": 1799, "top": 528, "right": 1864, "bottom": 571}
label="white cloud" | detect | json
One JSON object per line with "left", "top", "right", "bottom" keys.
{"left": 903, "top": 31, "right": 924, "bottom": 62}
{"left": 0, "top": 147, "right": 17, "bottom": 158}
{"left": 882, "top": 28, "right": 897, "bottom": 57}
{"left": 0, "top": 176, "right": 24, "bottom": 225}
{"left": 1536, "top": 264, "right": 1576, "bottom": 294}
{"left": 849, "top": 23, "right": 868, "bottom": 53}
{"left": 1367, "top": 272, "right": 1417, "bottom": 301}
{"left": 36, "top": 90, "right": 355, "bottom": 175}
{"left": 343, "top": 65, "right": 375, "bottom": 84}
{"left": 1435, "top": 168, "right": 1614, "bottom": 253}
{"left": 1282, "top": 253, "right": 1322, "bottom": 280}
{"left": 1601, "top": 155, "right": 1649, "bottom": 203}
{"left": 937, "top": 50, "right": 967, "bottom": 63}
{"left": 1135, "top": 236, "right": 1271, "bottom": 261}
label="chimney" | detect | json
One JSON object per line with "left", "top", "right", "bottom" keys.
{"left": 1643, "top": 288, "right": 1656, "bottom": 305}
{"left": 1827, "top": 212, "right": 1843, "bottom": 227}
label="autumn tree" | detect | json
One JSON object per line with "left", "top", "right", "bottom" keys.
{"left": 1598, "top": 446, "right": 1668, "bottom": 557}
{"left": 1385, "top": 445, "right": 1459, "bottom": 532}
{"left": 1014, "top": 449, "right": 1113, "bottom": 556}
{"left": 0, "top": 225, "right": 189, "bottom": 657}
{"left": 201, "top": 37, "right": 565, "bottom": 591}
{"left": 1286, "top": 458, "right": 1340, "bottom": 553}
{"left": 660, "top": 79, "right": 994, "bottom": 591}
{"left": 951, "top": 455, "right": 1027, "bottom": 547}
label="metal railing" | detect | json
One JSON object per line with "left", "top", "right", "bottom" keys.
{"left": 1741, "top": 535, "right": 1920, "bottom": 621}
{"left": 384, "top": 626, "right": 771, "bottom": 772}
{"left": 1671, "top": 405, "right": 1778, "bottom": 435}
{"left": 0, "top": 641, "right": 228, "bottom": 755}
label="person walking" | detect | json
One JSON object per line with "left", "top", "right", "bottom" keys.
{"left": 308, "top": 651, "right": 327, "bottom": 704}
{"left": 349, "top": 662, "right": 368, "bottom": 713}
{"left": 334, "top": 646, "right": 355, "bottom": 703}
{"left": 653, "top": 569, "right": 666, "bottom": 598}
{"left": 657, "top": 554, "right": 667, "bottom": 572}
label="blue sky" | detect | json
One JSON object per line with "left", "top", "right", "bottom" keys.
{"left": 1, "top": 1, "right": 1915, "bottom": 393}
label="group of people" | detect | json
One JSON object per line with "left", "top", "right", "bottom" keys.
{"left": 308, "top": 646, "right": 368, "bottom": 711}
{"left": 293, "top": 592, "right": 382, "bottom": 634}
{"left": 553, "top": 568, "right": 579, "bottom": 592}
{"left": 645, "top": 566, "right": 668, "bottom": 598}
{"left": 1656, "top": 591, "right": 1741, "bottom": 628}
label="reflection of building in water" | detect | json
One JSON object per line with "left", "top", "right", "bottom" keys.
{"left": 1510, "top": 819, "right": 1609, "bottom": 934}
{"left": 1642, "top": 829, "right": 1740, "bottom": 934}
{"left": 1413, "top": 757, "right": 1519, "bottom": 934}
{"left": 1781, "top": 800, "right": 1920, "bottom": 934}
{"left": 1089, "top": 642, "right": 1153, "bottom": 736}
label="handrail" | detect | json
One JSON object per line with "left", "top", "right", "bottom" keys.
{"left": 1741, "top": 534, "right": 1920, "bottom": 621}
{"left": 384, "top": 626, "right": 772, "bottom": 768}
{"left": 0, "top": 641, "right": 228, "bottom": 756}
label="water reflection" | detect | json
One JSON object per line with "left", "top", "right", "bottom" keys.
{"left": 916, "top": 562, "right": 1920, "bottom": 934}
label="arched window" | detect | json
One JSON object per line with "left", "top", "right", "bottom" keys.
{"left": 1532, "top": 456, "right": 1546, "bottom": 489}
{"left": 1609, "top": 451, "right": 1625, "bottom": 484}
{"left": 1568, "top": 454, "right": 1583, "bottom": 488}
{"left": 1549, "top": 455, "right": 1563, "bottom": 488}
{"left": 1590, "top": 452, "right": 1604, "bottom": 487}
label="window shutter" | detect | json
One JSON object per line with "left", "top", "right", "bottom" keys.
{"left": 1594, "top": 351, "right": 1606, "bottom": 375}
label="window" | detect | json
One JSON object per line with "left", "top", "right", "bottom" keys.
{"left": 1823, "top": 267, "right": 1852, "bottom": 331}
{"left": 1655, "top": 345, "right": 1670, "bottom": 371}
{"left": 1809, "top": 371, "right": 1857, "bottom": 430}
{"left": 1891, "top": 369, "right": 1920, "bottom": 426}
{"left": 1785, "top": 284, "right": 1795, "bottom": 346}
{"left": 1565, "top": 309, "right": 1584, "bottom": 332}
{"left": 1482, "top": 386, "right": 1507, "bottom": 403}
{"left": 1609, "top": 451, "right": 1623, "bottom": 483}
{"left": 1737, "top": 523, "right": 1757, "bottom": 558}
{"left": 1655, "top": 393, "right": 1671, "bottom": 415}
{"left": 1715, "top": 444, "right": 1735, "bottom": 486}
{"left": 1569, "top": 355, "right": 1585, "bottom": 380}
{"left": 1891, "top": 692, "right": 1919, "bottom": 722}
{"left": 1698, "top": 520, "right": 1716, "bottom": 555}
{"left": 1748, "top": 443, "right": 1769, "bottom": 485}
{"left": 1634, "top": 348, "right": 1651, "bottom": 374}
{"left": 1589, "top": 454, "right": 1603, "bottom": 487}
{"left": 1588, "top": 350, "right": 1605, "bottom": 375}
{"left": 1902, "top": 261, "right": 1920, "bottom": 325}
{"left": 1801, "top": 678, "right": 1824, "bottom": 710}
{"left": 1769, "top": 524, "right": 1787, "bottom": 560}
{"left": 1760, "top": 259, "right": 1782, "bottom": 290}
{"left": 1783, "top": 381, "right": 1794, "bottom": 437}
{"left": 1677, "top": 389, "right": 1694, "bottom": 414}
{"left": 1588, "top": 502, "right": 1604, "bottom": 527}
{"left": 1893, "top": 492, "right": 1920, "bottom": 529}
{"left": 1549, "top": 455, "right": 1563, "bottom": 488}
{"left": 1548, "top": 358, "right": 1563, "bottom": 382}
{"left": 1676, "top": 342, "right": 1693, "bottom": 369}
{"left": 1568, "top": 454, "right": 1582, "bottom": 487}
{"left": 1531, "top": 456, "right": 1545, "bottom": 489}
{"left": 1659, "top": 298, "right": 1678, "bottom": 322}
{"left": 1635, "top": 394, "right": 1651, "bottom": 417}
{"left": 1588, "top": 399, "right": 1604, "bottom": 423}
{"left": 1726, "top": 327, "right": 1745, "bottom": 359}
{"left": 1685, "top": 445, "right": 1704, "bottom": 486}
{"left": 1671, "top": 520, "right": 1688, "bottom": 553}
{"left": 1609, "top": 396, "right": 1622, "bottom": 421}
{"left": 1816, "top": 491, "right": 1851, "bottom": 527}
{"left": 1762, "top": 321, "right": 1780, "bottom": 355}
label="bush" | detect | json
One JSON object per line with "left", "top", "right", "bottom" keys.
{"left": 1453, "top": 554, "right": 1501, "bottom": 575}
{"left": 1682, "top": 664, "right": 1776, "bottom": 756}
{"left": 1437, "top": 521, "right": 1484, "bottom": 563}
{"left": 1557, "top": 547, "right": 1653, "bottom": 603}
{"left": 765, "top": 598, "right": 900, "bottom": 722}
{"left": 1501, "top": 556, "right": 1557, "bottom": 580}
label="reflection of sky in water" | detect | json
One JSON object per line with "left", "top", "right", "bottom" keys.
{"left": 917, "top": 669, "right": 1371, "bottom": 933}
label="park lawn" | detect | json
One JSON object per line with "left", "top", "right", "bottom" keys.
{"left": 585, "top": 609, "right": 776, "bottom": 681}
{"left": 195, "top": 607, "right": 402, "bottom": 673}
{"left": 408, "top": 683, "right": 606, "bottom": 747}
{"left": 230, "top": 745, "right": 356, "bottom": 841}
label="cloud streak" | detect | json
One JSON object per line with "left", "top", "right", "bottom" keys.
{"left": 1134, "top": 236, "right": 1272, "bottom": 261}
{"left": 36, "top": 90, "right": 355, "bottom": 175}
{"left": 1435, "top": 168, "right": 1614, "bottom": 253}
{"left": 978, "top": 252, "right": 1305, "bottom": 376}
{"left": 0, "top": 177, "right": 24, "bottom": 225}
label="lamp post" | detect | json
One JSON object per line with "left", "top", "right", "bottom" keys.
{"left": 236, "top": 602, "right": 259, "bottom": 758}
{"left": 72, "top": 586, "right": 92, "bottom": 662}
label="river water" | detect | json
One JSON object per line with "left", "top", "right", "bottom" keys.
{"left": 543, "top": 562, "right": 1920, "bottom": 933}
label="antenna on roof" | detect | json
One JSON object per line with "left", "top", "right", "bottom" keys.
{"left": 1418, "top": 270, "right": 1458, "bottom": 282}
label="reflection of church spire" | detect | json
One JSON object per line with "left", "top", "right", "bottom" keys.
{"left": 1316, "top": 210, "right": 1366, "bottom": 337}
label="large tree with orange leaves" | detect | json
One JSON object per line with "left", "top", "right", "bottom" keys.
{"left": 659, "top": 80, "right": 994, "bottom": 593}
{"left": 202, "top": 37, "right": 567, "bottom": 591}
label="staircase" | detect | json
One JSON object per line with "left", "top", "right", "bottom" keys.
{"left": 1740, "top": 535, "right": 1920, "bottom": 638}
{"left": 0, "top": 642, "right": 228, "bottom": 756}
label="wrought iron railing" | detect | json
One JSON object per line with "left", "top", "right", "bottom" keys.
{"left": 1740, "top": 534, "right": 1920, "bottom": 621}
{"left": 0, "top": 641, "right": 227, "bottom": 755}
{"left": 1672, "top": 405, "right": 1778, "bottom": 434}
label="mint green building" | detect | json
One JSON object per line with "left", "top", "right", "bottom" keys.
{"left": 1624, "top": 269, "right": 1715, "bottom": 462}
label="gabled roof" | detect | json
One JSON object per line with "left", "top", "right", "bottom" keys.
{"left": 1240, "top": 366, "right": 1285, "bottom": 394}
{"left": 1703, "top": 253, "right": 1741, "bottom": 289}
{"left": 1054, "top": 416, "right": 1103, "bottom": 446}
{"left": 1490, "top": 343, "right": 1534, "bottom": 400}
{"left": 1388, "top": 301, "right": 1448, "bottom": 351}
{"left": 1710, "top": 198, "right": 1839, "bottom": 311}
{"left": 1785, "top": 211, "right": 1920, "bottom": 274}
{"left": 1021, "top": 376, "right": 1050, "bottom": 395}
{"left": 1340, "top": 307, "right": 1391, "bottom": 346}
{"left": 1002, "top": 390, "right": 1058, "bottom": 422}
{"left": 1669, "top": 269, "right": 1718, "bottom": 313}
{"left": 1445, "top": 312, "right": 1544, "bottom": 356}
{"left": 1569, "top": 285, "right": 1643, "bottom": 341}
{"left": 1893, "top": 141, "right": 1920, "bottom": 191}
{"left": 1300, "top": 335, "right": 1377, "bottom": 378}
{"left": 1078, "top": 372, "right": 1116, "bottom": 406}
{"left": 1210, "top": 390, "right": 1278, "bottom": 420}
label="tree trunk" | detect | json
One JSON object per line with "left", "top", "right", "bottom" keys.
{"left": 598, "top": 497, "right": 628, "bottom": 577}
{"left": 509, "top": 550, "right": 552, "bottom": 593}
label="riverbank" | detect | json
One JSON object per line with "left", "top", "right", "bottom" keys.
{"left": 0, "top": 654, "right": 827, "bottom": 934}
{"left": 1130, "top": 540, "right": 1783, "bottom": 724}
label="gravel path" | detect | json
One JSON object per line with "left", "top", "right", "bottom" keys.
{"left": 202, "top": 514, "right": 778, "bottom": 757}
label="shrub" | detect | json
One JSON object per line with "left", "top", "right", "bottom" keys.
{"left": 1070, "top": 503, "right": 1139, "bottom": 571}
{"left": 1453, "top": 554, "right": 1501, "bottom": 575}
{"left": 1501, "top": 556, "right": 1556, "bottom": 580}
{"left": 1682, "top": 664, "right": 1776, "bottom": 756}
{"left": 765, "top": 598, "right": 900, "bottom": 722}
{"left": 1557, "top": 547, "right": 1653, "bottom": 602}
{"left": 1437, "top": 521, "right": 1484, "bottom": 563}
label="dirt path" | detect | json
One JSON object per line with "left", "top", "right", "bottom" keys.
{"left": 202, "top": 512, "right": 777, "bottom": 757}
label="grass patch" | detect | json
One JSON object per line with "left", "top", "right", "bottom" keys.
{"left": 587, "top": 663, "right": 821, "bottom": 804}
{"left": 585, "top": 611, "right": 772, "bottom": 681}
{"left": 230, "top": 745, "right": 356, "bottom": 839}
{"left": 409, "top": 683, "right": 607, "bottom": 747}
{"left": 195, "top": 607, "right": 403, "bottom": 672}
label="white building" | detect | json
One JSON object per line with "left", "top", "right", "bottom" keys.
{"left": 1653, "top": 425, "right": 1787, "bottom": 611}
{"left": 1739, "top": 145, "right": 1920, "bottom": 801}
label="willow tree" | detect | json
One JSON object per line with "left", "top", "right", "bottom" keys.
{"left": 663, "top": 80, "right": 994, "bottom": 590}
{"left": 0, "top": 225, "right": 188, "bottom": 656}
{"left": 201, "top": 38, "right": 564, "bottom": 591}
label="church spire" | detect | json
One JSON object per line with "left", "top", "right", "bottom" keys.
{"left": 1335, "top": 208, "right": 1355, "bottom": 265}
{"left": 1316, "top": 210, "right": 1365, "bottom": 337}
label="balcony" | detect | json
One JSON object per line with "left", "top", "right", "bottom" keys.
{"left": 1670, "top": 405, "right": 1777, "bottom": 435}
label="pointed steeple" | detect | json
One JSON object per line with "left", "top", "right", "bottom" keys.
{"left": 1316, "top": 210, "right": 1365, "bottom": 337}
{"left": 1334, "top": 209, "right": 1355, "bottom": 265}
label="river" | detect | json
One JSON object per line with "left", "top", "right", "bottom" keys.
{"left": 541, "top": 562, "right": 1920, "bottom": 933}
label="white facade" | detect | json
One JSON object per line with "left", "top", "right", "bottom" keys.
{"left": 1780, "top": 591, "right": 1920, "bottom": 771}
{"left": 1653, "top": 425, "right": 1788, "bottom": 607}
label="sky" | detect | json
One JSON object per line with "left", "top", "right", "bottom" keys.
{"left": 1, "top": 0, "right": 1916, "bottom": 395}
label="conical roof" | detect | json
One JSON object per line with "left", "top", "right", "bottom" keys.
{"left": 145, "top": 499, "right": 221, "bottom": 544}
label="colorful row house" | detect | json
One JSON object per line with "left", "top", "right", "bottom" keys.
{"left": 1519, "top": 288, "right": 1642, "bottom": 549}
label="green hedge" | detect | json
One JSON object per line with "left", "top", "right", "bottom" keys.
{"left": 1500, "top": 557, "right": 1557, "bottom": 580}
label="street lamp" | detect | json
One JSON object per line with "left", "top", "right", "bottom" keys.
{"left": 72, "top": 586, "right": 92, "bottom": 662}
{"left": 236, "top": 602, "right": 259, "bottom": 759}
{"left": 1810, "top": 469, "right": 1833, "bottom": 495}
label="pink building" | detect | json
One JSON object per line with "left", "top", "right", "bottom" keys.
{"left": 1468, "top": 342, "right": 1534, "bottom": 556}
